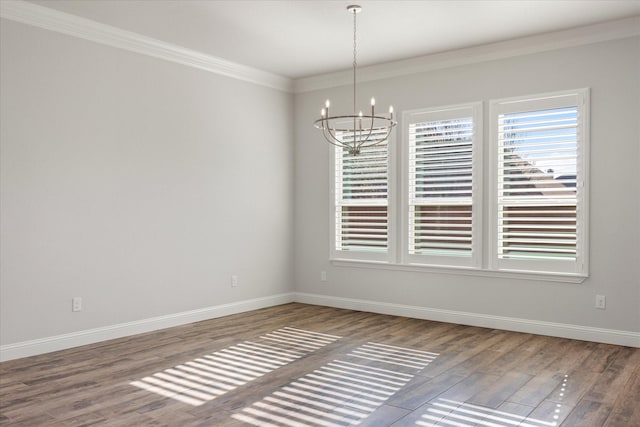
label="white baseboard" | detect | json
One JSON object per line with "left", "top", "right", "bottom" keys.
{"left": 3, "top": 291, "right": 637, "bottom": 361}
{"left": 0, "top": 293, "right": 295, "bottom": 362}
{"left": 294, "top": 292, "right": 640, "bottom": 348}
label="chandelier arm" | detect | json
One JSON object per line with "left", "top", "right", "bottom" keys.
{"left": 352, "top": 123, "right": 357, "bottom": 148}
{"left": 323, "top": 125, "right": 353, "bottom": 149}
{"left": 357, "top": 112, "right": 383, "bottom": 149}
{"left": 356, "top": 124, "right": 376, "bottom": 150}
{"left": 366, "top": 126, "right": 395, "bottom": 148}
{"left": 324, "top": 138, "right": 350, "bottom": 150}
{"left": 356, "top": 122, "right": 395, "bottom": 150}
{"left": 323, "top": 125, "right": 341, "bottom": 145}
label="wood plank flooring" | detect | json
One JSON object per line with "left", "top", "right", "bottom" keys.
{"left": 1, "top": 303, "right": 638, "bottom": 426}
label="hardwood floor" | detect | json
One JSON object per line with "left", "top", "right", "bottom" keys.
{"left": 1, "top": 303, "right": 638, "bottom": 426}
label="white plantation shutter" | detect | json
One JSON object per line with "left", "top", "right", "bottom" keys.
{"left": 333, "top": 131, "right": 390, "bottom": 259}
{"left": 328, "top": 90, "right": 589, "bottom": 280}
{"left": 406, "top": 104, "right": 481, "bottom": 267}
{"left": 491, "top": 89, "right": 589, "bottom": 274}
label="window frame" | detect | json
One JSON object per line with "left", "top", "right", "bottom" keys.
{"left": 401, "top": 103, "right": 483, "bottom": 269}
{"left": 489, "top": 89, "right": 590, "bottom": 277}
{"left": 329, "top": 89, "right": 589, "bottom": 283}
{"left": 329, "top": 133, "right": 397, "bottom": 263}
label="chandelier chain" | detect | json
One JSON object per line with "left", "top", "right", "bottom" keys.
{"left": 352, "top": 7, "right": 357, "bottom": 116}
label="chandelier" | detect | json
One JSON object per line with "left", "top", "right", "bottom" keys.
{"left": 314, "top": 5, "right": 396, "bottom": 155}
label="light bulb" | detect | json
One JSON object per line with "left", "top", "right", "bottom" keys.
{"left": 389, "top": 105, "right": 394, "bottom": 114}
{"left": 321, "top": 108, "right": 326, "bottom": 117}
{"left": 325, "top": 99, "right": 330, "bottom": 108}
{"left": 359, "top": 111, "right": 363, "bottom": 117}
{"left": 370, "top": 97, "right": 376, "bottom": 106}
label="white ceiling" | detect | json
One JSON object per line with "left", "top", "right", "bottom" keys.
{"left": 27, "top": 0, "right": 640, "bottom": 79}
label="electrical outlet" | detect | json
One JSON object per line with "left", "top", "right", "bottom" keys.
{"left": 320, "top": 271, "right": 327, "bottom": 282}
{"left": 72, "top": 297, "right": 82, "bottom": 312}
{"left": 231, "top": 275, "right": 238, "bottom": 287}
{"left": 595, "top": 295, "right": 606, "bottom": 309}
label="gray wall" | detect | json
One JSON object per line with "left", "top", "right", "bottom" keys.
{"left": 294, "top": 36, "right": 640, "bottom": 334}
{"left": 1, "top": 16, "right": 638, "bottom": 353}
{"left": 0, "top": 19, "right": 294, "bottom": 345}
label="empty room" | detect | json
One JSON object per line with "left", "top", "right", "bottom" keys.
{"left": 1, "top": 0, "right": 639, "bottom": 426}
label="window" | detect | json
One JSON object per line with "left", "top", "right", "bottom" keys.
{"left": 490, "top": 89, "right": 589, "bottom": 275}
{"left": 331, "top": 132, "right": 392, "bottom": 262}
{"left": 405, "top": 103, "right": 482, "bottom": 268}
{"left": 330, "top": 89, "right": 589, "bottom": 280}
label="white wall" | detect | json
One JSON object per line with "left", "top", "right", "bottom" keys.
{"left": 0, "top": 19, "right": 294, "bottom": 346}
{"left": 294, "top": 36, "right": 640, "bottom": 337}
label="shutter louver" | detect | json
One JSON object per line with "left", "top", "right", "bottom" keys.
{"left": 335, "top": 134, "right": 388, "bottom": 253}
{"left": 497, "top": 106, "right": 579, "bottom": 261}
{"left": 408, "top": 114, "right": 475, "bottom": 259}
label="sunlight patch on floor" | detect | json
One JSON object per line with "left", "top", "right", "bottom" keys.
{"left": 347, "top": 342, "right": 439, "bottom": 370}
{"left": 417, "top": 399, "right": 558, "bottom": 427}
{"left": 130, "top": 327, "right": 340, "bottom": 406}
{"left": 232, "top": 341, "right": 438, "bottom": 426}
{"left": 416, "top": 374, "right": 570, "bottom": 427}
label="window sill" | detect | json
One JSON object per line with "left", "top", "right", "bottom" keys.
{"left": 330, "top": 258, "right": 587, "bottom": 284}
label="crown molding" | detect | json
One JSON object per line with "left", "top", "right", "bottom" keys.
{"left": 2, "top": 1, "right": 637, "bottom": 96}
{"left": 294, "top": 15, "right": 640, "bottom": 93}
{"left": 0, "top": 0, "right": 293, "bottom": 93}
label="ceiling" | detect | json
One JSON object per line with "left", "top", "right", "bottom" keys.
{"left": 27, "top": 0, "right": 640, "bottom": 79}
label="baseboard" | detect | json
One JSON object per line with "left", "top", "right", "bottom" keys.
{"left": 4, "top": 291, "right": 637, "bottom": 362}
{"left": 0, "top": 293, "right": 295, "bottom": 362}
{"left": 294, "top": 292, "right": 640, "bottom": 348}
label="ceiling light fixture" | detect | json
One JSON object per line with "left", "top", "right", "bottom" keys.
{"left": 314, "top": 5, "right": 396, "bottom": 155}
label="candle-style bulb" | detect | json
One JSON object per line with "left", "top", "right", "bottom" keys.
{"left": 321, "top": 108, "right": 326, "bottom": 117}
{"left": 389, "top": 105, "right": 394, "bottom": 114}
{"left": 371, "top": 97, "right": 376, "bottom": 106}
{"left": 359, "top": 111, "right": 363, "bottom": 117}
{"left": 325, "top": 99, "right": 330, "bottom": 108}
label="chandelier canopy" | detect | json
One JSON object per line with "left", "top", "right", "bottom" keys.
{"left": 314, "top": 5, "right": 396, "bottom": 155}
